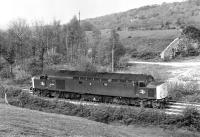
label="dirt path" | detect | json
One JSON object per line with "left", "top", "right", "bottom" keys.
{"left": 126, "top": 60, "right": 200, "bottom": 84}
{"left": 128, "top": 61, "right": 200, "bottom": 67}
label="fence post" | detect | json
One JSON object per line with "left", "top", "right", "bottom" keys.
{"left": 4, "top": 93, "right": 9, "bottom": 105}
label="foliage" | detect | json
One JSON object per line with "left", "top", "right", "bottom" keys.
{"left": 86, "top": 0, "right": 200, "bottom": 30}
{"left": 66, "top": 16, "right": 87, "bottom": 64}
{"left": 8, "top": 19, "right": 32, "bottom": 62}
{"left": 182, "top": 26, "right": 200, "bottom": 42}
{"left": 3, "top": 45, "right": 16, "bottom": 74}
{"left": 0, "top": 85, "right": 22, "bottom": 98}
{"left": 179, "top": 107, "right": 200, "bottom": 131}
{"left": 81, "top": 21, "right": 96, "bottom": 31}
{"left": 13, "top": 67, "right": 31, "bottom": 84}
{"left": 0, "top": 67, "right": 12, "bottom": 79}
{"left": 137, "top": 51, "right": 159, "bottom": 60}
{"left": 117, "top": 55, "right": 129, "bottom": 70}
{"left": 128, "top": 48, "right": 159, "bottom": 60}
{"left": 44, "top": 53, "right": 64, "bottom": 65}
{"left": 10, "top": 91, "right": 200, "bottom": 132}
{"left": 76, "top": 56, "right": 97, "bottom": 72}
{"left": 167, "top": 81, "right": 199, "bottom": 101}
{"left": 109, "top": 29, "right": 126, "bottom": 65}
{"left": 27, "top": 59, "right": 43, "bottom": 76}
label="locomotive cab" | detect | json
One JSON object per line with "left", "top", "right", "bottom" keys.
{"left": 146, "top": 82, "right": 168, "bottom": 100}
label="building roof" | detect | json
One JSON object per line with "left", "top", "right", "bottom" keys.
{"left": 146, "top": 81, "right": 165, "bottom": 88}
{"left": 46, "top": 70, "right": 154, "bottom": 81}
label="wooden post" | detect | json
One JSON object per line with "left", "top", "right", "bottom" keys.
{"left": 4, "top": 93, "right": 9, "bottom": 104}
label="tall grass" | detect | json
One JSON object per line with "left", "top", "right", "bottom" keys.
{"left": 167, "top": 81, "right": 200, "bottom": 102}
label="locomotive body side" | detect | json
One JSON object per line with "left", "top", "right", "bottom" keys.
{"left": 31, "top": 70, "right": 169, "bottom": 107}
{"left": 32, "top": 75, "right": 163, "bottom": 99}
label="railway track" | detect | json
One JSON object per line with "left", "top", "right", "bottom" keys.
{"left": 165, "top": 101, "right": 200, "bottom": 115}
{"left": 24, "top": 89, "right": 200, "bottom": 115}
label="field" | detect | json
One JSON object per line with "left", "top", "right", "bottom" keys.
{"left": 127, "top": 56, "right": 200, "bottom": 81}
{"left": 0, "top": 103, "right": 199, "bottom": 137}
{"left": 87, "top": 29, "right": 180, "bottom": 53}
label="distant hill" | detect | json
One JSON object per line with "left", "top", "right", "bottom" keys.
{"left": 85, "top": 0, "right": 200, "bottom": 30}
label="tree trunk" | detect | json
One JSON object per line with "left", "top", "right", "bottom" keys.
{"left": 10, "top": 64, "right": 12, "bottom": 75}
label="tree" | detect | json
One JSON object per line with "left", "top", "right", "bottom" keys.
{"left": 66, "top": 16, "right": 87, "bottom": 64}
{"left": 81, "top": 21, "right": 95, "bottom": 31}
{"left": 108, "top": 29, "right": 126, "bottom": 71}
{"left": 90, "top": 28, "right": 101, "bottom": 64}
{"left": 32, "top": 21, "right": 48, "bottom": 72}
{"left": 182, "top": 26, "right": 200, "bottom": 42}
{"left": 8, "top": 19, "right": 31, "bottom": 65}
{"left": 4, "top": 45, "right": 15, "bottom": 75}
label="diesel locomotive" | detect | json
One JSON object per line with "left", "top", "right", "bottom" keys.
{"left": 31, "top": 70, "right": 169, "bottom": 108}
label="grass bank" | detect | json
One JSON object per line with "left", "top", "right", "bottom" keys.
{"left": 8, "top": 91, "right": 200, "bottom": 132}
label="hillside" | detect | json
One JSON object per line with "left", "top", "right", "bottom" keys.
{"left": 86, "top": 29, "right": 180, "bottom": 55}
{"left": 86, "top": 0, "right": 200, "bottom": 30}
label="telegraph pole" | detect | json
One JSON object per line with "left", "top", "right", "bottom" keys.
{"left": 78, "top": 11, "right": 80, "bottom": 24}
{"left": 111, "top": 33, "right": 114, "bottom": 72}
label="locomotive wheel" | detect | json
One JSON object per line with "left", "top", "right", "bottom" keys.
{"left": 152, "top": 101, "right": 159, "bottom": 109}
{"left": 103, "top": 96, "right": 113, "bottom": 103}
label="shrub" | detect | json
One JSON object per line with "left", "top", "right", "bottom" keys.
{"left": 167, "top": 81, "right": 199, "bottom": 101}
{"left": 76, "top": 57, "right": 97, "bottom": 72}
{"left": 0, "top": 67, "right": 12, "bottom": 78}
{"left": 14, "top": 68, "right": 31, "bottom": 84}
{"left": 137, "top": 51, "right": 159, "bottom": 60}
{"left": 127, "top": 48, "right": 138, "bottom": 58}
{"left": 180, "top": 107, "right": 200, "bottom": 131}
{"left": 44, "top": 53, "right": 64, "bottom": 65}
{"left": 0, "top": 85, "right": 22, "bottom": 105}
{"left": 117, "top": 55, "right": 129, "bottom": 70}
{"left": 27, "top": 59, "right": 42, "bottom": 76}
{"left": 89, "top": 106, "right": 112, "bottom": 123}
{"left": 11, "top": 92, "right": 200, "bottom": 131}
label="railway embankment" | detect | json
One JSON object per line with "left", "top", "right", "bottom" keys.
{"left": 1, "top": 86, "right": 199, "bottom": 132}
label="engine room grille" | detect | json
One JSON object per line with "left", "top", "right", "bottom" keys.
{"left": 56, "top": 80, "right": 65, "bottom": 90}
{"left": 148, "top": 89, "right": 155, "bottom": 97}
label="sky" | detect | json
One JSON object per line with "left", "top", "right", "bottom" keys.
{"left": 0, "top": 0, "right": 185, "bottom": 29}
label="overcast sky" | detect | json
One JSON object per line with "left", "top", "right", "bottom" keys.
{"left": 0, "top": 0, "right": 185, "bottom": 29}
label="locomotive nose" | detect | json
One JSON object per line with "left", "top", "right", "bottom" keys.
{"left": 156, "top": 82, "right": 168, "bottom": 100}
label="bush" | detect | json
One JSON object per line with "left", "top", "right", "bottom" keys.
{"left": 89, "top": 106, "right": 112, "bottom": 123}
{"left": 180, "top": 107, "right": 200, "bottom": 131}
{"left": 117, "top": 55, "right": 129, "bottom": 70}
{"left": 137, "top": 51, "right": 159, "bottom": 60}
{"left": 76, "top": 57, "right": 97, "bottom": 72}
{"left": 15, "top": 92, "right": 167, "bottom": 125}
{"left": 167, "top": 81, "right": 199, "bottom": 101}
{"left": 27, "top": 59, "right": 43, "bottom": 76}
{"left": 14, "top": 68, "right": 31, "bottom": 83}
{"left": 10, "top": 92, "right": 200, "bottom": 131}
{"left": 0, "top": 85, "right": 22, "bottom": 105}
{"left": 126, "top": 48, "right": 138, "bottom": 58}
{"left": 0, "top": 67, "right": 12, "bottom": 79}
{"left": 44, "top": 53, "right": 64, "bottom": 65}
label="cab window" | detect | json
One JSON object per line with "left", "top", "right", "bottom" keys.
{"left": 139, "top": 82, "right": 146, "bottom": 87}
{"left": 73, "top": 77, "right": 79, "bottom": 80}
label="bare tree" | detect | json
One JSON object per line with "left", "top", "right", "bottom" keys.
{"left": 66, "top": 16, "right": 87, "bottom": 64}
{"left": 8, "top": 19, "right": 31, "bottom": 67}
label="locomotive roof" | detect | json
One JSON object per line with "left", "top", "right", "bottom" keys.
{"left": 46, "top": 70, "right": 154, "bottom": 81}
